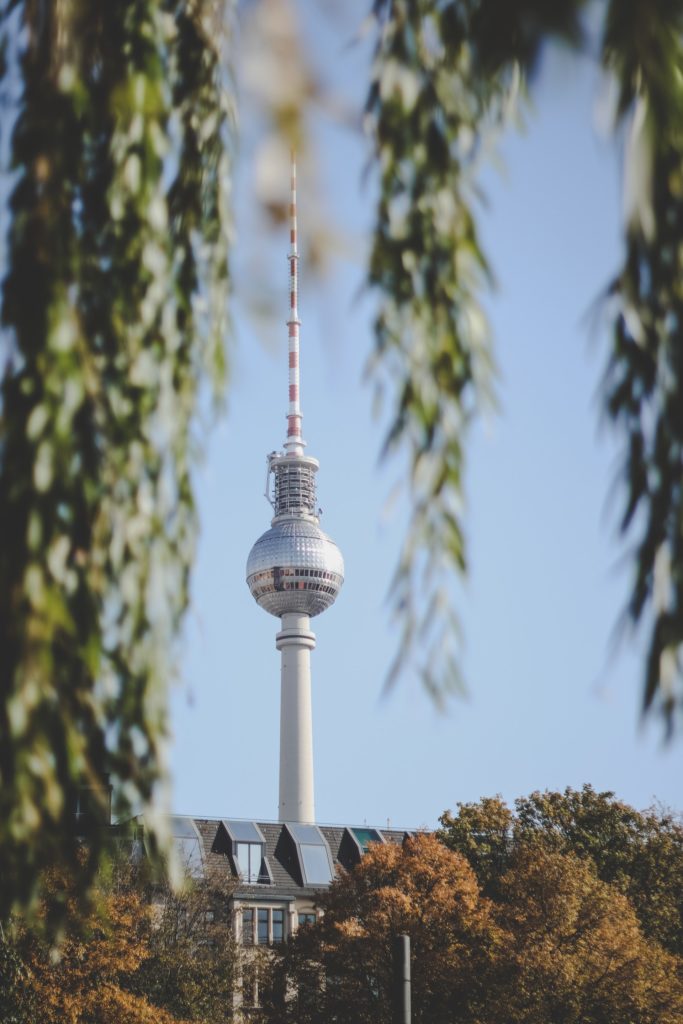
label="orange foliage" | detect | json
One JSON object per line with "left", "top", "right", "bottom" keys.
{"left": 491, "top": 846, "right": 683, "bottom": 1024}
{"left": 262, "top": 832, "right": 683, "bottom": 1024}
{"left": 10, "top": 870, "right": 189, "bottom": 1024}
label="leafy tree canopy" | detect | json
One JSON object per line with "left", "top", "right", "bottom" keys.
{"left": 0, "top": 855, "right": 240, "bottom": 1024}
{"left": 3, "top": 864, "right": 182, "bottom": 1024}
{"left": 490, "top": 844, "right": 683, "bottom": 1024}
{"left": 262, "top": 830, "right": 683, "bottom": 1024}
{"left": 261, "top": 833, "right": 498, "bottom": 1024}
{"left": 131, "top": 863, "right": 240, "bottom": 1024}
{"left": 438, "top": 783, "right": 683, "bottom": 954}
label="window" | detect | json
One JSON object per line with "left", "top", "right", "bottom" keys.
{"left": 170, "top": 817, "right": 205, "bottom": 880}
{"left": 242, "top": 905, "right": 287, "bottom": 946}
{"left": 222, "top": 820, "right": 269, "bottom": 884}
{"left": 287, "top": 823, "right": 335, "bottom": 885}
{"left": 258, "top": 908, "right": 269, "bottom": 945}
{"left": 272, "top": 908, "right": 284, "bottom": 943}
{"left": 301, "top": 843, "right": 333, "bottom": 884}
{"left": 235, "top": 842, "right": 261, "bottom": 883}
{"left": 351, "top": 827, "right": 383, "bottom": 853}
{"left": 298, "top": 912, "right": 316, "bottom": 927}
{"left": 242, "top": 908, "right": 255, "bottom": 945}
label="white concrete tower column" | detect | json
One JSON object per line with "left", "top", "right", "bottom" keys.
{"left": 276, "top": 612, "right": 316, "bottom": 823}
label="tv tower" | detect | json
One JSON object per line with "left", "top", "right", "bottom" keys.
{"left": 246, "top": 155, "right": 344, "bottom": 824}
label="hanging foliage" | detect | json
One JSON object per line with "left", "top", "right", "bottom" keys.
{"left": 367, "top": 0, "right": 683, "bottom": 731}
{"left": 3, "top": 0, "right": 683, "bottom": 928}
{"left": 0, "top": 0, "right": 233, "bottom": 922}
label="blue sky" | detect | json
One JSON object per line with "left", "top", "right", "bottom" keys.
{"left": 170, "top": 11, "right": 683, "bottom": 829}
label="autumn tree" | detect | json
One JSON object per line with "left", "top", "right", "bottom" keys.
{"left": 132, "top": 865, "right": 240, "bottom": 1024}
{"left": 261, "top": 833, "right": 497, "bottom": 1024}
{"left": 488, "top": 846, "right": 683, "bottom": 1024}
{"left": 1, "top": 856, "right": 242, "bottom": 1024}
{"left": 435, "top": 795, "right": 514, "bottom": 897}
{"left": 3, "top": 866, "right": 185, "bottom": 1024}
{"left": 0, "top": 925, "right": 35, "bottom": 1024}
{"left": 261, "top": 830, "right": 683, "bottom": 1024}
{"left": 439, "top": 784, "right": 683, "bottom": 954}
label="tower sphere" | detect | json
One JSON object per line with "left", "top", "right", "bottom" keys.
{"left": 246, "top": 516, "right": 344, "bottom": 618}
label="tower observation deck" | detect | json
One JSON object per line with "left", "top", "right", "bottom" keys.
{"left": 246, "top": 155, "right": 344, "bottom": 824}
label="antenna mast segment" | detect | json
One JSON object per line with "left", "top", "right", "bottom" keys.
{"left": 285, "top": 152, "right": 304, "bottom": 456}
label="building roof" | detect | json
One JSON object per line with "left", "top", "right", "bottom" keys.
{"left": 184, "top": 817, "right": 415, "bottom": 902}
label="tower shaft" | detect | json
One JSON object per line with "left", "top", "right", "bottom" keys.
{"left": 276, "top": 613, "right": 316, "bottom": 822}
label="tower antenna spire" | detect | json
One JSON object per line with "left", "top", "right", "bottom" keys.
{"left": 285, "top": 151, "right": 304, "bottom": 455}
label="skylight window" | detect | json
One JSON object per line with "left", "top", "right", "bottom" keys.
{"left": 223, "top": 819, "right": 264, "bottom": 843}
{"left": 287, "top": 823, "right": 334, "bottom": 885}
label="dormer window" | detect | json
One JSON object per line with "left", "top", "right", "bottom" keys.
{"left": 337, "top": 826, "right": 385, "bottom": 869}
{"left": 170, "top": 817, "right": 205, "bottom": 880}
{"left": 351, "top": 827, "right": 383, "bottom": 853}
{"left": 286, "top": 823, "right": 335, "bottom": 885}
{"left": 222, "top": 820, "right": 270, "bottom": 884}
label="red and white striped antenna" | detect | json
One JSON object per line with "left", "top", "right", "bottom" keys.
{"left": 284, "top": 151, "right": 305, "bottom": 456}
